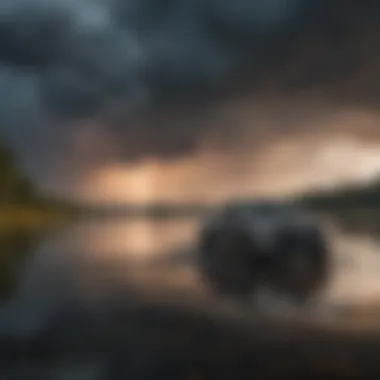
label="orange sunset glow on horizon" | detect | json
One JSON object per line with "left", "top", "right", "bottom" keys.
{"left": 74, "top": 132, "right": 380, "bottom": 205}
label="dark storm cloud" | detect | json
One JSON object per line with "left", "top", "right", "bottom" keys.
{"left": 0, "top": 0, "right": 379, "bottom": 179}
{"left": 0, "top": 0, "right": 311, "bottom": 110}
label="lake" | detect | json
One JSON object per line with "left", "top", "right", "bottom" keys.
{"left": 3, "top": 213, "right": 380, "bottom": 311}
{"left": 0, "top": 215, "right": 204, "bottom": 334}
{"left": 2, "top": 214, "right": 380, "bottom": 378}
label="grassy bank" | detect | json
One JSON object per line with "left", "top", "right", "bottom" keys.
{"left": 0, "top": 203, "right": 76, "bottom": 233}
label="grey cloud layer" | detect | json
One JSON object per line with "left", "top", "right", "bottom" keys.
{"left": 0, "top": 0, "right": 378, "bottom": 181}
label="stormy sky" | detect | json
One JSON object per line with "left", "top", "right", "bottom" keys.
{"left": 1, "top": 0, "right": 380, "bottom": 202}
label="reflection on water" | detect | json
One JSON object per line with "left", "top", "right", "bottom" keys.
{"left": 326, "top": 232, "right": 380, "bottom": 305}
{"left": 1, "top": 216, "right": 380, "bottom": 380}
{"left": 3, "top": 213, "right": 380, "bottom": 327}
{"left": 38, "top": 217, "right": 200, "bottom": 260}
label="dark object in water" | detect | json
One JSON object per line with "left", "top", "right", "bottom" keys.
{"left": 196, "top": 200, "right": 330, "bottom": 303}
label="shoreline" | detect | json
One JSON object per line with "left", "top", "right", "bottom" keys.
{"left": 0, "top": 203, "right": 76, "bottom": 233}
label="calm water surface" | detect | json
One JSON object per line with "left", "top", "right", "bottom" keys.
{"left": 2, "top": 214, "right": 380, "bottom": 332}
{"left": 40, "top": 216, "right": 200, "bottom": 260}
{"left": 3, "top": 216, "right": 380, "bottom": 379}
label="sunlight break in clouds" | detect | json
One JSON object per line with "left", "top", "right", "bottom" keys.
{"left": 76, "top": 132, "right": 380, "bottom": 205}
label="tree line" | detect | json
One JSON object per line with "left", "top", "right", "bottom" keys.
{"left": 0, "top": 138, "right": 36, "bottom": 205}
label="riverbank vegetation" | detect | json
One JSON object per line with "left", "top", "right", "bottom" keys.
{"left": 0, "top": 138, "right": 76, "bottom": 233}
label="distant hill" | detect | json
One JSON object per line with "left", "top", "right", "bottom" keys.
{"left": 296, "top": 179, "right": 380, "bottom": 211}
{"left": 295, "top": 179, "right": 380, "bottom": 234}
